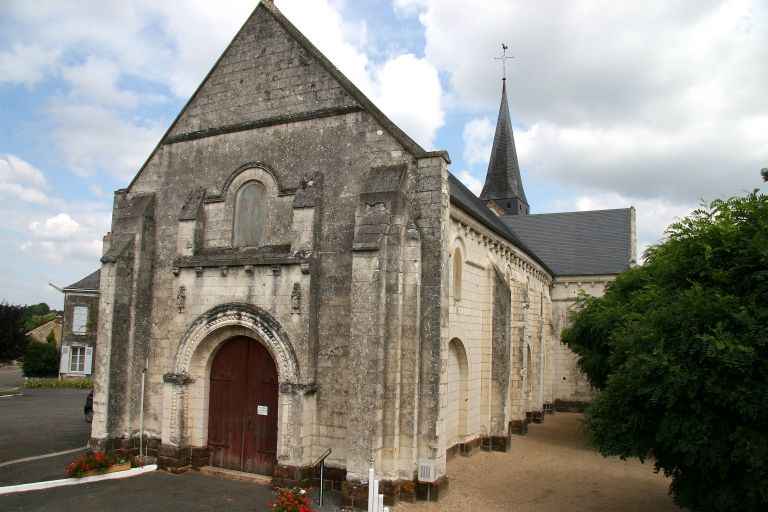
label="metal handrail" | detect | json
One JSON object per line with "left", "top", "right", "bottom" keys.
{"left": 312, "top": 448, "right": 332, "bottom": 507}
{"left": 312, "top": 448, "right": 332, "bottom": 468}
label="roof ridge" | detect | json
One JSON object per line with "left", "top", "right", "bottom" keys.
{"left": 503, "top": 207, "right": 632, "bottom": 218}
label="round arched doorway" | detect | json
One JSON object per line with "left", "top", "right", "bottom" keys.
{"left": 446, "top": 338, "right": 469, "bottom": 448}
{"left": 207, "top": 336, "right": 278, "bottom": 475}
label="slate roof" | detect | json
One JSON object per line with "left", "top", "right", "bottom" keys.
{"left": 502, "top": 209, "right": 634, "bottom": 276}
{"left": 480, "top": 80, "right": 529, "bottom": 215}
{"left": 448, "top": 173, "right": 552, "bottom": 274}
{"left": 64, "top": 269, "right": 101, "bottom": 292}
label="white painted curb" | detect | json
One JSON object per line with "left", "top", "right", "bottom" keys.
{"left": 0, "top": 464, "right": 158, "bottom": 496}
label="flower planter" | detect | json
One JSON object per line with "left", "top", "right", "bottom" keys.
{"left": 82, "top": 462, "right": 131, "bottom": 477}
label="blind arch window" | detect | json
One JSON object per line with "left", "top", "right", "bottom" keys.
{"left": 452, "top": 248, "right": 463, "bottom": 301}
{"left": 233, "top": 181, "right": 266, "bottom": 248}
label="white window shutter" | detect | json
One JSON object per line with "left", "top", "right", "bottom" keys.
{"left": 72, "top": 306, "right": 88, "bottom": 334}
{"left": 84, "top": 346, "right": 93, "bottom": 375}
{"left": 60, "top": 345, "right": 70, "bottom": 374}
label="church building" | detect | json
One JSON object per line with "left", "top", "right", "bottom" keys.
{"left": 90, "top": 0, "right": 635, "bottom": 506}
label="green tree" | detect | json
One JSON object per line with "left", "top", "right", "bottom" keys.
{"left": 0, "top": 302, "right": 28, "bottom": 361}
{"left": 46, "top": 329, "right": 57, "bottom": 345}
{"left": 563, "top": 191, "right": 768, "bottom": 512}
{"left": 22, "top": 342, "right": 59, "bottom": 377}
{"left": 21, "top": 303, "right": 54, "bottom": 332}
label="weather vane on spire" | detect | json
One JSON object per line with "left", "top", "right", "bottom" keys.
{"left": 494, "top": 43, "right": 514, "bottom": 81}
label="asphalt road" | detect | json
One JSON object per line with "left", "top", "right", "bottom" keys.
{"left": 0, "top": 471, "right": 276, "bottom": 512}
{"left": 0, "top": 365, "right": 24, "bottom": 392}
{"left": 0, "top": 388, "right": 90, "bottom": 462}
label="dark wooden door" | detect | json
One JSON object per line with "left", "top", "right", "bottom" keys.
{"left": 208, "top": 337, "right": 278, "bottom": 475}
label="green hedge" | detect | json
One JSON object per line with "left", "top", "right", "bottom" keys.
{"left": 25, "top": 377, "right": 92, "bottom": 389}
{"left": 22, "top": 342, "right": 59, "bottom": 377}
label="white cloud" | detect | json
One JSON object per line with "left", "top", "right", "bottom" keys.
{"left": 276, "top": 0, "right": 445, "bottom": 148}
{"left": 0, "top": 44, "right": 60, "bottom": 86}
{"left": 29, "top": 213, "right": 80, "bottom": 239}
{"left": 374, "top": 54, "right": 444, "bottom": 148}
{"left": 457, "top": 170, "right": 483, "bottom": 196}
{"left": 47, "top": 103, "right": 163, "bottom": 179}
{"left": 402, "top": 0, "right": 768, "bottom": 202}
{"left": 0, "top": 154, "right": 48, "bottom": 205}
{"left": 61, "top": 56, "right": 139, "bottom": 109}
{"left": 462, "top": 117, "right": 494, "bottom": 166}
{"left": 24, "top": 211, "right": 108, "bottom": 264}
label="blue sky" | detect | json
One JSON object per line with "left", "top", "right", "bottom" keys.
{"left": 1, "top": 0, "right": 766, "bottom": 308}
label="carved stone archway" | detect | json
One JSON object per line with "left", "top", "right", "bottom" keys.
{"left": 173, "top": 303, "right": 299, "bottom": 382}
{"left": 161, "top": 304, "right": 303, "bottom": 468}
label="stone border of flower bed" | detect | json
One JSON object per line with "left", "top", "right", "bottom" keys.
{"left": 0, "top": 464, "right": 157, "bottom": 496}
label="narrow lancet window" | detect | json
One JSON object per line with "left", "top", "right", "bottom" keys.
{"left": 234, "top": 181, "right": 266, "bottom": 248}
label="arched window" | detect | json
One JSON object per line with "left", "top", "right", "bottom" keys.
{"left": 233, "top": 181, "right": 266, "bottom": 248}
{"left": 452, "top": 247, "right": 463, "bottom": 301}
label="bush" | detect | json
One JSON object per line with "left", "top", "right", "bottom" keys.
{"left": 22, "top": 342, "right": 60, "bottom": 377}
{"left": 269, "top": 487, "right": 314, "bottom": 512}
{"left": 0, "top": 302, "right": 27, "bottom": 361}
{"left": 25, "top": 377, "right": 92, "bottom": 389}
{"left": 563, "top": 191, "right": 768, "bottom": 511}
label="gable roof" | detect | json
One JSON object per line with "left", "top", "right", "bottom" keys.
{"left": 449, "top": 173, "right": 552, "bottom": 274}
{"left": 502, "top": 209, "right": 634, "bottom": 276}
{"left": 64, "top": 269, "right": 101, "bottom": 292}
{"left": 127, "top": 0, "right": 448, "bottom": 191}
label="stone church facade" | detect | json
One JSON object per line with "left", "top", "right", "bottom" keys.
{"left": 90, "top": 0, "right": 635, "bottom": 505}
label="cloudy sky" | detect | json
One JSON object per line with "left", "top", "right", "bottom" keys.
{"left": 1, "top": 0, "right": 766, "bottom": 307}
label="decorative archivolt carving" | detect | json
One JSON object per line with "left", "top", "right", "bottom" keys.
{"left": 173, "top": 303, "right": 299, "bottom": 383}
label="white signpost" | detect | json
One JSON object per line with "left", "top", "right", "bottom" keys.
{"left": 367, "top": 462, "right": 389, "bottom": 512}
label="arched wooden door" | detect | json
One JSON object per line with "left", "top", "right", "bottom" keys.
{"left": 208, "top": 337, "right": 278, "bottom": 475}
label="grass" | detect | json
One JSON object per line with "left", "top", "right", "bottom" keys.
{"left": 25, "top": 377, "right": 92, "bottom": 389}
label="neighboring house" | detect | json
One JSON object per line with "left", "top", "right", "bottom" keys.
{"left": 25, "top": 317, "right": 63, "bottom": 347}
{"left": 59, "top": 270, "right": 100, "bottom": 379}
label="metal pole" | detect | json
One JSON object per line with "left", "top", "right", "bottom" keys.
{"left": 368, "top": 462, "right": 375, "bottom": 512}
{"left": 139, "top": 358, "right": 147, "bottom": 465}
{"left": 319, "top": 460, "right": 324, "bottom": 507}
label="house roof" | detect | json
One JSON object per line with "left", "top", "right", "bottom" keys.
{"left": 502, "top": 209, "right": 634, "bottom": 276}
{"left": 449, "top": 173, "right": 552, "bottom": 274}
{"left": 64, "top": 269, "right": 101, "bottom": 292}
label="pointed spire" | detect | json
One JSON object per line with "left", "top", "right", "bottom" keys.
{"left": 480, "top": 79, "right": 529, "bottom": 216}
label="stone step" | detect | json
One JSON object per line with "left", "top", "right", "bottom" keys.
{"left": 197, "top": 466, "right": 272, "bottom": 486}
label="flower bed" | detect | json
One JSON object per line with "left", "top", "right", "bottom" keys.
{"left": 270, "top": 487, "right": 315, "bottom": 512}
{"left": 65, "top": 452, "right": 131, "bottom": 478}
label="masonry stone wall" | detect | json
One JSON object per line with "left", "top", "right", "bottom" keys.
{"left": 446, "top": 210, "right": 553, "bottom": 449}
{"left": 551, "top": 277, "right": 613, "bottom": 405}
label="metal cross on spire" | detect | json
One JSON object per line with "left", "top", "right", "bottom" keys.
{"left": 494, "top": 43, "right": 514, "bottom": 81}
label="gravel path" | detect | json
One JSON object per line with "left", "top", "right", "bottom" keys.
{"left": 397, "top": 412, "right": 680, "bottom": 512}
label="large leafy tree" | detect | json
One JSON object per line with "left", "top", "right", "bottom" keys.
{"left": 563, "top": 191, "right": 768, "bottom": 512}
{"left": 0, "top": 302, "right": 28, "bottom": 361}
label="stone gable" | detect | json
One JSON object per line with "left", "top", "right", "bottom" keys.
{"left": 167, "top": 4, "right": 359, "bottom": 139}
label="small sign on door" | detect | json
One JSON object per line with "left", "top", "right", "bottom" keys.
{"left": 257, "top": 405, "right": 268, "bottom": 416}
